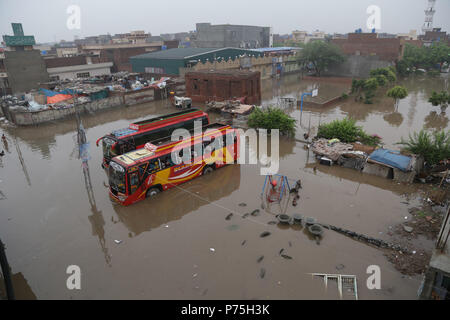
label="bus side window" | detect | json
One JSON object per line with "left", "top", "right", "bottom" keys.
{"left": 129, "top": 172, "right": 139, "bottom": 194}
{"left": 159, "top": 155, "right": 174, "bottom": 170}
{"left": 148, "top": 159, "right": 161, "bottom": 173}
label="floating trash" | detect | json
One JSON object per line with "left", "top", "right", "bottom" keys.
{"left": 293, "top": 214, "right": 303, "bottom": 224}
{"left": 226, "top": 224, "right": 239, "bottom": 231}
{"left": 257, "top": 256, "right": 264, "bottom": 263}
{"left": 260, "top": 231, "right": 271, "bottom": 238}
{"left": 210, "top": 248, "right": 215, "bottom": 252}
{"left": 251, "top": 209, "right": 260, "bottom": 216}
{"left": 239, "top": 203, "right": 247, "bottom": 207}
{"left": 225, "top": 213, "right": 233, "bottom": 220}
{"left": 279, "top": 248, "right": 285, "bottom": 255}
{"left": 268, "top": 221, "right": 277, "bottom": 225}
{"left": 277, "top": 214, "right": 291, "bottom": 225}
{"left": 114, "top": 240, "right": 122, "bottom": 244}
{"left": 281, "top": 254, "right": 293, "bottom": 260}
{"left": 241, "top": 240, "right": 247, "bottom": 246}
{"left": 260, "top": 268, "right": 266, "bottom": 279}
{"left": 305, "top": 217, "right": 317, "bottom": 226}
{"left": 242, "top": 213, "right": 250, "bottom": 219}
{"left": 308, "top": 224, "right": 324, "bottom": 237}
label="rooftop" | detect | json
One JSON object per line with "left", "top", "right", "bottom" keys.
{"left": 130, "top": 47, "right": 260, "bottom": 60}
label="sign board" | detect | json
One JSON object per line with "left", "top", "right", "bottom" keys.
{"left": 312, "top": 89, "right": 319, "bottom": 97}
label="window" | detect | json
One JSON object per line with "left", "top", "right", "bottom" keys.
{"left": 159, "top": 155, "right": 175, "bottom": 170}
{"left": 128, "top": 172, "right": 139, "bottom": 194}
{"left": 76, "top": 72, "right": 90, "bottom": 78}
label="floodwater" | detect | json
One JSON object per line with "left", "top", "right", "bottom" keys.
{"left": 0, "top": 73, "right": 448, "bottom": 300}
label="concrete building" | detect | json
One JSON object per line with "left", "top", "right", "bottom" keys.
{"left": 420, "top": 28, "right": 450, "bottom": 47}
{"left": 44, "top": 56, "right": 113, "bottom": 81}
{"left": 397, "top": 30, "right": 418, "bottom": 41}
{"left": 79, "top": 42, "right": 173, "bottom": 72}
{"left": 0, "top": 23, "right": 49, "bottom": 95}
{"left": 292, "top": 30, "right": 326, "bottom": 44}
{"left": 130, "top": 47, "right": 264, "bottom": 76}
{"left": 192, "top": 23, "right": 272, "bottom": 49}
{"left": 185, "top": 70, "right": 261, "bottom": 104}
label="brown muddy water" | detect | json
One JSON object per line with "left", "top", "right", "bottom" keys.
{"left": 0, "top": 74, "right": 448, "bottom": 300}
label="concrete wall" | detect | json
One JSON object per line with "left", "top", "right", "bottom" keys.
{"left": 194, "top": 23, "right": 272, "bottom": 48}
{"left": 324, "top": 55, "right": 393, "bottom": 78}
{"left": 47, "top": 63, "right": 113, "bottom": 80}
{"left": 5, "top": 87, "right": 158, "bottom": 126}
{"left": 4, "top": 50, "right": 49, "bottom": 93}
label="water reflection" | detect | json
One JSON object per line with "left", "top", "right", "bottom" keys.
{"left": 112, "top": 165, "right": 241, "bottom": 237}
{"left": 424, "top": 111, "right": 449, "bottom": 131}
{"left": 12, "top": 134, "right": 31, "bottom": 186}
{"left": 0, "top": 272, "right": 37, "bottom": 300}
{"left": 76, "top": 114, "right": 111, "bottom": 266}
{"left": 383, "top": 112, "right": 404, "bottom": 127}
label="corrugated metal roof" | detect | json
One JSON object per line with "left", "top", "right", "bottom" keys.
{"left": 130, "top": 47, "right": 259, "bottom": 60}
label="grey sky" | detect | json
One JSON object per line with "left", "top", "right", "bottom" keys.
{"left": 1, "top": 0, "right": 449, "bottom": 43}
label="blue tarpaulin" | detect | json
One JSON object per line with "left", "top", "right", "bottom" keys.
{"left": 369, "top": 149, "right": 412, "bottom": 172}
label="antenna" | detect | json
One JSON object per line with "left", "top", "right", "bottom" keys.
{"left": 422, "top": 0, "right": 436, "bottom": 34}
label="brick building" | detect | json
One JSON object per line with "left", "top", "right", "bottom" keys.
{"left": 331, "top": 33, "right": 405, "bottom": 62}
{"left": 185, "top": 70, "right": 261, "bottom": 104}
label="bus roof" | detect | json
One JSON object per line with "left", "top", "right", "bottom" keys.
{"left": 128, "top": 108, "right": 205, "bottom": 131}
{"left": 112, "top": 123, "right": 233, "bottom": 167}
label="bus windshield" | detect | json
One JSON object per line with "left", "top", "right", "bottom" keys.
{"left": 102, "top": 137, "right": 118, "bottom": 159}
{"left": 109, "top": 161, "right": 126, "bottom": 194}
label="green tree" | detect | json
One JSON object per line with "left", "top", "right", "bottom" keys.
{"left": 297, "top": 41, "right": 345, "bottom": 76}
{"left": 429, "top": 91, "right": 450, "bottom": 109}
{"left": 387, "top": 86, "right": 408, "bottom": 108}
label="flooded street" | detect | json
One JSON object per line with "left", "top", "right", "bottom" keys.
{"left": 1, "top": 74, "right": 448, "bottom": 299}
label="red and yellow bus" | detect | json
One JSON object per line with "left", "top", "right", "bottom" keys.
{"left": 108, "top": 123, "right": 239, "bottom": 206}
{"left": 96, "top": 109, "right": 209, "bottom": 168}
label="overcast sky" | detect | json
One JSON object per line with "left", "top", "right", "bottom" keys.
{"left": 1, "top": 0, "right": 449, "bottom": 43}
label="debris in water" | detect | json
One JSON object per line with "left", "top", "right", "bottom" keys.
{"left": 242, "top": 213, "right": 250, "bottom": 219}
{"left": 239, "top": 203, "right": 247, "bottom": 207}
{"left": 227, "top": 224, "right": 239, "bottom": 231}
{"left": 260, "top": 231, "right": 271, "bottom": 238}
{"left": 289, "top": 241, "right": 292, "bottom": 247}
{"left": 241, "top": 240, "right": 247, "bottom": 246}
{"left": 279, "top": 248, "right": 284, "bottom": 255}
{"left": 225, "top": 213, "right": 233, "bottom": 220}
{"left": 251, "top": 209, "right": 260, "bottom": 216}
{"left": 281, "top": 254, "right": 293, "bottom": 260}
{"left": 260, "top": 268, "right": 266, "bottom": 279}
{"left": 257, "top": 255, "right": 264, "bottom": 263}
{"left": 336, "top": 264, "right": 345, "bottom": 271}
{"left": 193, "top": 273, "right": 198, "bottom": 278}
{"left": 210, "top": 248, "right": 215, "bottom": 252}
{"left": 268, "top": 221, "right": 277, "bottom": 225}
{"left": 114, "top": 240, "right": 122, "bottom": 244}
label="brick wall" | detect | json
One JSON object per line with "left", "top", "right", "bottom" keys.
{"left": 185, "top": 70, "right": 261, "bottom": 104}
{"left": 332, "top": 33, "right": 403, "bottom": 61}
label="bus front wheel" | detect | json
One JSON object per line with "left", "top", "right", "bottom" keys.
{"left": 146, "top": 187, "right": 161, "bottom": 198}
